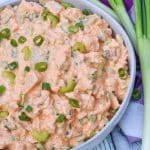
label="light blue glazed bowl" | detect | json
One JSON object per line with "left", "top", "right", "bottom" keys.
{"left": 0, "top": 0, "right": 136, "bottom": 149}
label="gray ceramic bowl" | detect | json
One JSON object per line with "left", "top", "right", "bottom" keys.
{"left": 0, "top": 0, "right": 136, "bottom": 149}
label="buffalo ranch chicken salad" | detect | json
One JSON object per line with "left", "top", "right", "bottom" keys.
{"left": 0, "top": 0, "right": 129, "bottom": 149}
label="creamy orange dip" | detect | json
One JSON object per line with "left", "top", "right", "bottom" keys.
{"left": 0, "top": 0, "right": 129, "bottom": 149}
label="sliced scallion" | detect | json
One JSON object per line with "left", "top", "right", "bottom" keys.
{"left": 56, "top": 114, "right": 65, "bottom": 123}
{"left": 0, "top": 85, "right": 6, "bottom": 96}
{"left": 34, "top": 62, "right": 48, "bottom": 72}
{"left": 59, "top": 79, "right": 76, "bottom": 94}
{"left": 69, "top": 99, "right": 80, "bottom": 108}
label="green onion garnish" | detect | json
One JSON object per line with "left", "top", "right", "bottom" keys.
{"left": 56, "top": 114, "right": 65, "bottom": 123}
{"left": 33, "top": 35, "right": 44, "bottom": 46}
{"left": 25, "top": 105, "right": 33, "bottom": 113}
{"left": 0, "top": 85, "right": 6, "bottom": 96}
{"left": 75, "top": 21, "right": 84, "bottom": 30}
{"left": 72, "top": 42, "right": 87, "bottom": 53}
{"left": 59, "top": 79, "right": 76, "bottom": 94}
{"left": 118, "top": 68, "right": 128, "bottom": 80}
{"left": 69, "top": 98, "right": 80, "bottom": 108}
{"left": 8, "top": 61, "right": 18, "bottom": 70}
{"left": 42, "top": 9, "right": 49, "bottom": 21}
{"left": 0, "top": 28, "right": 11, "bottom": 39}
{"left": 42, "top": 82, "right": 51, "bottom": 90}
{"left": 10, "top": 39, "right": 18, "bottom": 47}
{"left": 19, "top": 112, "right": 30, "bottom": 121}
{"left": 82, "top": 9, "right": 90, "bottom": 16}
{"left": 47, "top": 14, "right": 59, "bottom": 27}
{"left": 24, "top": 66, "right": 30, "bottom": 72}
{"left": 68, "top": 25, "right": 79, "bottom": 33}
{"left": 0, "top": 111, "right": 9, "bottom": 119}
{"left": 21, "top": 46, "right": 31, "bottom": 61}
{"left": 34, "top": 62, "right": 48, "bottom": 72}
{"left": 31, "top": 129, "right": 49, "bottom": 143}
{"left": 132, "top": 89, "right": 141, "bottom": 100}
{"left": 18, "top": 36, "right": 27, "bottom": 44}
{"left": 2, "top": 71, "right": 16, "bottom": 85}
{"left": 60, "top": 1, "right": 73, "bottom": 9}
{"left": 41, "top": 9, "right": 59, "bottom": 27}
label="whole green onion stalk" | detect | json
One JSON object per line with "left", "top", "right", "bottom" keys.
{"left": 107, "top": 0, "right": 137, "bottom": 49}
{"left": 134, "top": 0, "right": 150, "bottom": 149}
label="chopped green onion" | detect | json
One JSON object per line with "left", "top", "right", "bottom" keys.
{"left": 69, "top": 99, "right": 80, "bottom": 108}
{"left": 75, "top": 21, "right": 84, "bottom": 30}
{"left": 31, "top": 129, "right": 49, "bottom": 143}
{"left": 19, "top": 112, "right": 30, "bottom": 121}
{"left": 133, "top": 0, "right": 150, "bottom": 149}
{"left": 0, "top": 111, "right": 9, "bottom": 119}
{"left": 72, "top": 42, "right": 87, "bottom": 53}
{"left": 10, "top": 39, "right": 18, "bottom": 47}
{"left": 18, "top": 36, "right": 27, "bottom": 44}
{"left": 25, "top": 105, "right": 33, "bottom": 113}
{"left": 107, "top": 0, "right": 137, "bottom": 49}
{"left": 68, "top": 25, "right": 79, "bottom": 33}
{"left": 82, "top": 9, "right": 90, "bottom": 16}
{"left": 21, "top": 46, "right": 31, "bottom": 61}
{"left": 42, "top": 82, "right": 51, "bottom": 91}
{"left": 34, "top": 62, "right": 48, "bottom": 72}
{"left": 60, "top": 1, "right": 73, "bottom": 9}
{"left": 118, "top": 68, "right": 128, "bottom": 80}
{"left": 132, "top": 89, "right": 141, "bottom": 100}
{"left": 59, "top": 79, "right": 76, "bottom": 94}
{"left": 41, "top": 9, "right": 59, "bottom": 27}
{"left": 24, "top": 66, "right": 30, "bottom": 72}
{"left": 56, "top": 114, "right": 65, "bottom": 123}
{"left": 42, "top": 9, "right": 49, "bottom": 21}
{"left": 0, "top": 85, "right": 6, "bottom": 96}
{"left": 2, "top": 71, "right": 16, "bottom": 85}
{"left": 0, "top": 28, "right": 11, "bottom": 39}
{"left": 47, "top": 14, "right": 59, "bottom": 27}
{"left": 33, "top": 35, "right": 44, "bottom": 46}
{"left": 8, "top": 61, "right": 18, "bottom": 70}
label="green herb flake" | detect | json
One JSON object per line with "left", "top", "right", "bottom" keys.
{"left": 19, "top": 112, "right": 30, "bottom": 121}
{"left": 26, "top": 105, "right": 33, "bottom": 113}
{"left": 24, "top": 66, "right": 30, "bottom": 72}
{"left": 0, "top": 85, "right": 6, "bottom": 96}
{"left": 82, "top": 9, "right": 90, "bottom": 16}
{"left": 10, "top": 39, "right": 18, "bottom": 47}
{"left": 69, "top": 98, "right": 80, "bottom": 108}
{"left": 42, "top": 82, "right": 51, "bottom": 91}
{"left": 56, "top": 114, "right": 65, "bottom": 123}
{"left": 8, "top": 61, "right": 18, "bottom": 70}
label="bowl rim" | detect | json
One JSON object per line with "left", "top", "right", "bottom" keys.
{"left": 0, "top": 0, "right": 136, "bottom": 150}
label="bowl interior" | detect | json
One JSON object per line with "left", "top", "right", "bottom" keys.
{"left": 0, "top": 1, "right": 136, "bottom": 150}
